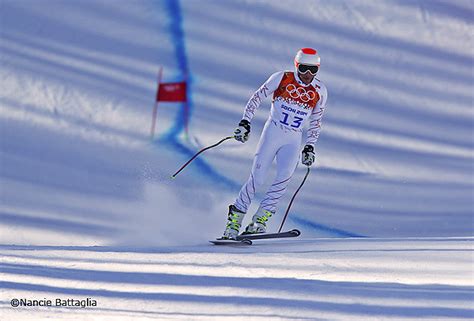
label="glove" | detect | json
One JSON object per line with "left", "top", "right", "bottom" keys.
{"left": 302, "top": 145, "right": 316, "bottom": 166}
{"left": 234, "top": 119, "right": 251, "bottom": 143}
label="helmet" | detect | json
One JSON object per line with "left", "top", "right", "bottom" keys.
{"left": 294, "top": 48, "right": 320, "bottom": 70}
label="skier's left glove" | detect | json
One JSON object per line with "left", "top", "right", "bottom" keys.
{"left": 302, "top": 145, "right": 316, "bottom": 166}
{"left": 234, "top": 119, "right": 251, "bottom": 143}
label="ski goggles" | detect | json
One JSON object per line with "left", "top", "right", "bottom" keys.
{"left": 297, "top": 64, "right": 319, "bottom": 75}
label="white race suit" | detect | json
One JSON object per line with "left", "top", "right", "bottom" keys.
{"left": 234, "top": 70, "right": 328, "bottom": 214}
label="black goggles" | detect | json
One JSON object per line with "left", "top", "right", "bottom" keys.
{"left": 298, "top": 64, "right": 319, "bottom": 75}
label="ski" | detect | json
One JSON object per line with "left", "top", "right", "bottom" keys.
{"left": 210, "top": 229, "right": 300, "bottom": 246}
{"left": 209, "top": 238, "right": 252, "bottom": 246}
{"left": 237, "top": 229, "right": 301, "bottom": 241}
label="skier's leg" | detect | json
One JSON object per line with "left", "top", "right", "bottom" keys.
{"left": 233, "top": 139, "right": 277, "bottom": 213}
{"left": 261, "top": 142, "right": 299, "bottom": 212}
{"left": 233, "top": 123, "right": 279, "bottom": 213}
{"left": 223, "top": 122, "right": 280, "bottom": 239}
{"left": 244, "top": 141, "right": 299, "bottom": 234}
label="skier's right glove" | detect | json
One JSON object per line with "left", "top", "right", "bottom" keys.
{"left": 234, "top": 119, "right": 251, "bottom": 143}
{"left": 302, "top": 144, "right": 316, "bottom": 166}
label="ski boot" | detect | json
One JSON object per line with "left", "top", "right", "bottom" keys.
{"left": 242, "top": 207, "right": 274, "bottom": 235}
{"left": 221, "top": 205, "right": 246, "bottom": 240}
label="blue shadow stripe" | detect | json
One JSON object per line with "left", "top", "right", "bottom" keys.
{"left": 0, "top": 212, "right": 117, "bottom": 236}
{"left": 290, "top": 215, "right": 366, "bottom": 238}
{"left": 158, "top": 0, "right": 239, "bottom": 191}
{"left": 163, "top": 0, "right": 193, "bottom": 138}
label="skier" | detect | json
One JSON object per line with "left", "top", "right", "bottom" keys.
{"left": 221, "top": 48, "right": 328, "bottom": 240}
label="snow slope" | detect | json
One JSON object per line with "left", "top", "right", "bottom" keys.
{"left": 0, "top": 0, "right": 473, "bottom": 320}
{"left": 1, "top": 238, "right": 473, "bottom": 320}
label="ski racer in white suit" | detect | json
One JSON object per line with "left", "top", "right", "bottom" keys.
{"left": 222, "top": 48, "right": 328, "bottom": 240}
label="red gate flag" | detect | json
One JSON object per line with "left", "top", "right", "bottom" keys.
{"left": 156, "top": 82, "right": 187, "bottom": 102}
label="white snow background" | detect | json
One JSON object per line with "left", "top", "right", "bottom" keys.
{"left": 0, "top": 0, "right": 473, "bottom": 320}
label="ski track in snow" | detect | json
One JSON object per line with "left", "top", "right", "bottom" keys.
{"left": 0, "top": 0, "right": 473, "bottom": 320}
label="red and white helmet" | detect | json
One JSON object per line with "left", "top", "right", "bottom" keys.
{"left": 294, "top": 47, "right": 320, "bottom": 68}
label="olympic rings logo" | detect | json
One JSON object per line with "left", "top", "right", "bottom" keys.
{"left": 285, "top": 84, "right": 316, "bottom": 103}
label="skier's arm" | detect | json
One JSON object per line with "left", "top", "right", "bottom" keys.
{"left": 306, "top": 84, "right": 328, "bottom": 147}
{"left": 234, "top": 71, "right": 284, "bottom": 143}
{"left": 242, "top": 71, "right": 284, "bottom": 122}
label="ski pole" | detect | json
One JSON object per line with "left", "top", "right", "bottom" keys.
{"left": 171, "top": 136, "right": 234, "bottom": 179}
{"left": 278, "top": 166, "right": 311, "bottom": 233}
